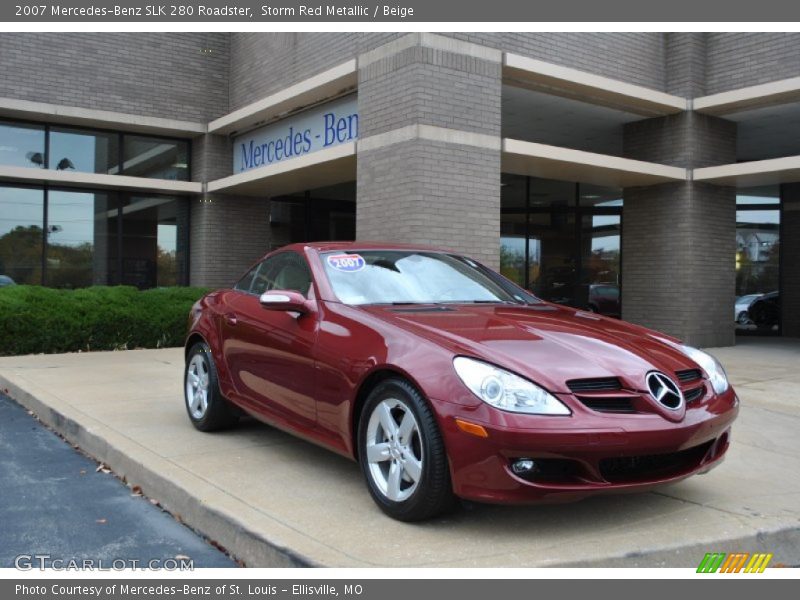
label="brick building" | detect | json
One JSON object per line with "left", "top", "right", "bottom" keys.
{"left": 0, "top": 32, "right": 798, "bottom": 346}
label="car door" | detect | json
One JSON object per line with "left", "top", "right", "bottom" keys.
{"left": 221, "top": 251, "right": 318, "bottom": 432}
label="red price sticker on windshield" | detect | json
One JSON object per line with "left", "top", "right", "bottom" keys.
{"left": 327, "top": 254, "right": 366, "bottom": 272}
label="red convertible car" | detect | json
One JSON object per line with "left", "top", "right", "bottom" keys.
{"left": 184, "top": 242, "right": 738, "bottom": 521}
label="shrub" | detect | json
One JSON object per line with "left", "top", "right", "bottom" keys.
{"left": 0, "top": 285, "right": 211, "bottom": 356}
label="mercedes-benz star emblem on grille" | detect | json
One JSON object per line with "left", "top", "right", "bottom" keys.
{"left": 646, "top": 371, "right": 684, "bottom": 410}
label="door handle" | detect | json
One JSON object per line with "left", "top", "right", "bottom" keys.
{"left": 224, "top": 313, "right": 238, "bottom": 326}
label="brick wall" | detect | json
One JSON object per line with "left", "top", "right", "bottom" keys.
{"left": 624, "top": 112, "right": 737, "bottom": 168}
{"left": 447, "top": 33, "right": 667, "bottom": 91}
{"left": 359, "top": 46, "right": 501, "bottom": 137}
{"left": 229, "top": 33, "right": 402, "bottom": 110}
{"left": 665, "top": 33, "right": 707, "bottom": 97}
{"left": 0, "top": 33, "right": 229, "bottom": 121}
{"left": 357, "top": 39, "right": 502, "bottom": 269}
{"left": 229, "top": 32, "right": 669, "bottom": 113}
{"left": 706, "top": 33, "right": 800, "bottom": 94}
{"left": 623, "top": 111, "right": 737, "bottom": 346}
{"left": 622, "top": 182, "right": 736, "bottom": 347}
{"left": 191, "top": 134, "right": 233, "bottom": 183}
{"left": 189, "top": 195, "right": 271, "bottom": 288}
{"left": 357, "top": 140, "right": 500, "bottom": 268}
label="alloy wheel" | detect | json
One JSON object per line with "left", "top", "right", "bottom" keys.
{"left": 185, "top": 353, "right": 210, "bottom": 419}
{"left": 365, "top": 397, "right": 424, "bottom": 502}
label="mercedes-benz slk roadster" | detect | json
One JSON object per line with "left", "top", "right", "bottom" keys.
{"left": 184, "top": 242, "right": 738, "bottom": 521}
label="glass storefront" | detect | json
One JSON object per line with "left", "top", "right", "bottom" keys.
{"left": 0, "top": 119, "right": 191, "bottom": 289}
{"left": 0, "top": 119, "right": 189, "bottom": 181}
{"left": 122, "top": 135, "right": 189, "bottom": 180}
{"left": 46, "top": 190, "right": 117, "bottom": 288}
{"left": 121, "top": 195, "right": 186, "bottom": 287}
{"left": 736, "top": 187, "right": 780, "bottom": 296}
{"left": 501, "top": 175, "right": 622, "bottom": 315}
{"left": 0, "top": 122, "right": 46, "bottom": 168}
{"left": 0, "top": 184, "right": 187, "bottom": 289}
{"left": 0, "top": 186, "right": 45, "bottom": 285}
{"left": 736, "top": 186, "right": 781, "bottom": 333}
{"left": 269, "top": 182, "right": 356, "bottom": 249}
{"left": 49, "top": 127, "right": 120, "bottom": 174}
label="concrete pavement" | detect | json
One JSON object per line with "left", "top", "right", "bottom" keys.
{"left": 0, "top": 337, "right": 798, "bottom": 567}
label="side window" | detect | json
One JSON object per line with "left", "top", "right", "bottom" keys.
{"left": 251, "top": 252, "right": 312, "bottom": 298}
{"left": 234, "top": 263, "right": 259, "bottom": 292}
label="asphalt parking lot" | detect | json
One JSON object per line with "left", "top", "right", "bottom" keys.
{"left": 0, "top": 393, "right": 235, "bottom": 569}
{"left": 0, "top": 337, "right": 798, "bottom": 567}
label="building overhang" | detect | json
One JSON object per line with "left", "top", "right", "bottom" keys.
{"left": 0, "top": 97, "right": 205, "bottom": 138}
{"left": 502, "top": 139, "right": 687, "bottom": 187}
{"left": 207, "top": 143, "right": 356, "bottom": 197}
{"left": 208, "top": 61, "right": 357, "bottom": 137}
{"left": 694, "top": 155, "right": 800, "bottom": 187}
{"left": 503, "top": 53, "right": 687, "bottom": 117}
{"left": 0, "top": 165, "right": 201, "bottom": 195}
{"left": 693, "top": 77, "right": 800, "bottom": 116}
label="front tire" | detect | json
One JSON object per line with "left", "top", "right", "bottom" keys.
{"left": 358, "top": 378, "right": 455, "bottom": 521}
{"left": 184, "top": 342, "right": 238, "bottom": 432}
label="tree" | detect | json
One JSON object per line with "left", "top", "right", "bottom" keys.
{"left": 0, "top": 225, "right": 43, "bottom": 285}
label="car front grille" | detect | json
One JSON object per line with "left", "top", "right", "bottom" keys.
{"left": 569, "top": 373, "right": 707, "bottom": 416}
{"left": 684, "top": 385, "right": 705, "bottom": 403}
{"left": 577, "top": 397, "right": 637, "bottom": 413}
{"left": 676, "top": 368, "right": 703, "bottom": 383}
{"left": 566, "top": 377, "right": 622, "bottom": 393}
{"left": 598, "top": 441, "right": 713, "bottom": 483}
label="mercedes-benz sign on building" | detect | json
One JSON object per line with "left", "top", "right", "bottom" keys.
{"left": 0, "top": 33, "right": 797, "bottom": 345}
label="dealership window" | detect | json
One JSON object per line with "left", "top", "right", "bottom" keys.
{"left": 0, "top": 185, "right": 45, "bottom": 285}
{"left": 0, "top": 119, "right": 189, "bottom": 181}
{"left": 736, "top": 186, "right": 780, "bottom": 298}
{"left": 0, "top": 184, "right": 187, "bottom": 288}
{"left": 735, "top": 186, "right": 781, "bottom": 333}
{"left": 501, "top": 175, "right": 622, "bottom": 316}
{"left": 0, "top": 122, "right": 45, "bottom": 168}
{"left": 269, "top": 182, "right": 355, "bottom": 249}
{"left": 121, "top": 195, "right": 187, "bottom": 288}
{"left": 49, "top": 127, "right": 120, "bottom": 174}
{"left": 122, "top": 135, "right": 189, "bottom": 180}
{"left": 46, "top": 190, "right": 119, "bottom": 288}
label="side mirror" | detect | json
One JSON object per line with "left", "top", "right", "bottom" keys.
{"left": 259, "top": 290, "right": 311, "bottom": 314}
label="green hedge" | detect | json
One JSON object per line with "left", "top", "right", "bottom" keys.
{"left": 0, "top": 285, "right": 210, "bottom": 356}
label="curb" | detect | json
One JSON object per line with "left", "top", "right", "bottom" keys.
{"left": 564, "top": 527, "right": 800, "bottom": 568}
{"left": 0, "top": 375, "right": 316, "bottom": 568}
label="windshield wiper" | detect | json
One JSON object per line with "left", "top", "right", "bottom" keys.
{"left": 440, "top": 299, "right": 519, "bottom": 305}
{"left": 369, "top": 301, "right": 441, "bottom": 306}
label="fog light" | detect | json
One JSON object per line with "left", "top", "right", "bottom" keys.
{"left": 511, "top": 458, "right": 536, "bottom": 475}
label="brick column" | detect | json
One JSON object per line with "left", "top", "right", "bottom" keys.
{"left": 189, "top": 133, "right": 272, "bottom": 288}
{"left": 356, "top": 36, "right": 502, "bottom": 268}
{"left": 622, "top": 112, "right": 737, "bottom": 347}
{"left": 665, "top": 33, "right": 707, "bottom": 97}
{"left": 780, "top": 184, "right": 800, "bottom": 338}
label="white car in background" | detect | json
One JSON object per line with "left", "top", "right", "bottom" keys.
{"left": 735, "top": 293, "right": 762, "bottom": 324}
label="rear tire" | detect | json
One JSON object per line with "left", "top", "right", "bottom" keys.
{"left": 184, "top": 342, "right": 238, "bottom": 432}
{"left": 358, "top": 378, "right": 455, "bottom": 521}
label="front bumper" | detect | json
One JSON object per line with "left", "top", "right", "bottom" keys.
{"left": 435, "top": 386, "right": 739, "bottom": 504}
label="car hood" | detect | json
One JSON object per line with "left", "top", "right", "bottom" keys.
{"left": 360, "top": 303, "right": 699, "bottom": 394}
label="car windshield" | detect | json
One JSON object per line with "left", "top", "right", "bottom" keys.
{"left": 321, "top": 250, "right": 533, "bottom": 306}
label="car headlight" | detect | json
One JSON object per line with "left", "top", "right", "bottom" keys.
{"left": 452, "top": 357, "right": 570, "bottom": 415}
{"left": 679, "top": 345, "right": 730, "bottom": 395}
